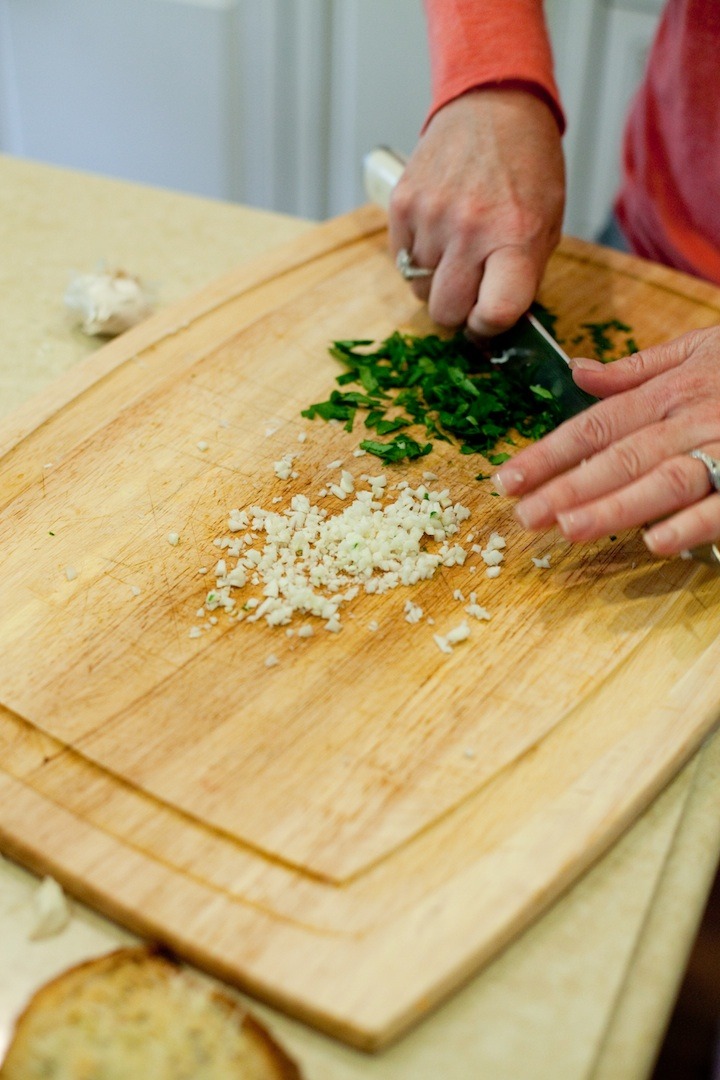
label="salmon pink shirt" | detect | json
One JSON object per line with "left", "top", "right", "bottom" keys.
{"left": 424, "top": 0, "right": 720, "bottom": 286}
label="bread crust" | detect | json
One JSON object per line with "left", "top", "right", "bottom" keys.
{"left": 1, "top": 945, "right": 302, "bottom": 1080}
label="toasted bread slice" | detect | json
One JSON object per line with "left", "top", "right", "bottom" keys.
{"left": 1, "top": 946, "right": 302, "bottom": 1079}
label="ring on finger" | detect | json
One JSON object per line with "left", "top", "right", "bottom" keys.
{"left": 689, "top": 449, "right": 720, "bottom": 493}
{"left": 396, "top": 248, "right": 434, "bottom": 281}
{"left": 682, "top": 451, "right": 720, "bottom": 565}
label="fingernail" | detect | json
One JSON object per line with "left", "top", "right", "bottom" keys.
{"left": 515, "top": 495, "right": 552, "bottom": 530}
{"left": 644, "top": 522, "right": 677, "bottom": 554}
{"left": 493, "top": 468, "right": 524, "bottom": 497}
{"left": 569, "top": 357, "right": 604, "bottom": 372}
{"left": 557, "top": 508, "right": 591, "bottom": 537}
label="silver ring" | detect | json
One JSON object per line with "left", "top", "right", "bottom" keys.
{"left": 396, "top": 248, "right": 434, "bottom": 280}
{"left": 689, "top": 449, "right": 720, "bottom": 492}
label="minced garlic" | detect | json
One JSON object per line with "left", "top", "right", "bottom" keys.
{"left": 204, "top": 480, "right": 471, "bottom": 633}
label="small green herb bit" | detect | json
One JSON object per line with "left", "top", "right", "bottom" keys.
{"left": 364, "top": 408, "right": 386, "bottom": 429}
{"left": 374, "top": 417, "right": 411, "bottom": 436}
{"left": 529, "top": 384, "right": 555, "bottom": 401}
{"left": 359, "top": 434, "right": 432, "bottom": 462}
{"left": 581, "top": 319, "right": 636, "bottom": 363}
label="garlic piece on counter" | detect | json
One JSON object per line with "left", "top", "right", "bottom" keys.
{"left": 28, "top": 876, "right": 71, "bottom": 940}
{"left": 64, "top": 269, "right": 152, "bottom": 337}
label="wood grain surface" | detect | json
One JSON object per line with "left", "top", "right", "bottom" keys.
{"left": 1, "top": 204, "right": 720, "bottom": 1049}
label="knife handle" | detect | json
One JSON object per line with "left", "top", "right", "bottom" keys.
{"left": 363, "top": 146, "right": 405, "bottom": 211}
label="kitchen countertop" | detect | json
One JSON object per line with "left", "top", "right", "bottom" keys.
{"left": 1, "top": 152, "right": 719, "bottom": 1079}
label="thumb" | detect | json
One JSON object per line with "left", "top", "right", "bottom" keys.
{"left": 467, "top": 246, "right": 539, "bottom": 337}
{"left": 569, "top": 329, "right": 704, "bottom": 398}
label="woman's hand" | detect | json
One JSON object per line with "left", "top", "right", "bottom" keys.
{"left": 389, "top": 87, "right": 565, "bottom": 337}
{"left": 492, "top": 326, "right": 720, "bottom": 556}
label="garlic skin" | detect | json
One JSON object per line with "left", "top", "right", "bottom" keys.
{"left": 28, "top": 876, "right": 71, "bottom": 940}
{"left": 64, "top": 269, "right": 152, "bottom": 337}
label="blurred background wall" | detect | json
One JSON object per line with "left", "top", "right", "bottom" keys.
{"left": 0, "top": 0, "right": 662, "bottom": 237}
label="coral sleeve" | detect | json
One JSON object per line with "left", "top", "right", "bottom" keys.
{"left": 423, "top": 0, "right": 565, "bottom": 133}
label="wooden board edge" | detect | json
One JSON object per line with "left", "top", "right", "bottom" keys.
{"left": 1, "top": 638, "right": 719, "bottom": 1052}
{"left": 350, "top": 638, "right": 720, "bottom": 1048}
{"left": 559, "top": 235, "right": 720, "bottom": 310}
{"left": 4, "top": 224, "right": 718, "bottom": 466}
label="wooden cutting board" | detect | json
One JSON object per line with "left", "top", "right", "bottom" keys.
{"left": 1, "top": 204, "right": 720, "bottom": 1050}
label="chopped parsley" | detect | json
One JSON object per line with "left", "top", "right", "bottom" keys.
{"left": 303, "top": 325, "right": 566, "bottom": 466}
{"left": 572, "top": 319, "right": 639, "bottom": 363}
{"left": 303, "top": 306, "right": 637, "bottom": 468}
{"left": 358, "top": 434, "right": 432, "bottom": 462}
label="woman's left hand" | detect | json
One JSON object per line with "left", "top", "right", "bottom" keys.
{"left": 492, "top": 325, "right": 720, "bottom": 556}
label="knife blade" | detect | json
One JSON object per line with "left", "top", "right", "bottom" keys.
{"left": 363, "top": 146, "right": 595, "bottom": 421}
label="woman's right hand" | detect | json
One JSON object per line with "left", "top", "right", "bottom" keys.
{"left": 389, "top": 86, "right": 565, "bottom": 337}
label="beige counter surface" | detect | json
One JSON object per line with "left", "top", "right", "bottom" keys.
{"left": 1, "top": 152, "right": 719, "bottom": 1079}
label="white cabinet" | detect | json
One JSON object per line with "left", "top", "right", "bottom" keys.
{"left": 0, "top": 0, "right": 662, "bottom": 236}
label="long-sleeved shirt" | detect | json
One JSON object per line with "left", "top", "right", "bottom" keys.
{"left": 424, "top": 0, "right": 720, "bottom": 286}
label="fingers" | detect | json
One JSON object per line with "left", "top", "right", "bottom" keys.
{"left": 425, "top": 241, "right": 484, "bottom": 329}
{"left": 507, "top": 412, "right": 720, "bottom": 557}
{"left": 645, "top": 494, "right": 720, "bottom": 556}
{"left": 387, "top": 88, "right": 564, "bottom": 334}
{"left": 389, "top": 182, "right": 437, "bottom": 305}
{"left": 513, "top": 417, "right": 692, "bottom": 530}
{"left": 465, "top": 246, "right": 539, "bottom": 337}
{"left": 513, "top": 442, "right": 720, "bottom": 552}
{"left": 388, "top": 224, "right": 541, "bottom": 335}
{"left": 494, "top": 383, "right": 667, "bottom": 500}
{"left": 425, "top": 244, "right": 539, "bottom": 334}
{"left": 554, "top": 453, "right": 713, "bottom": 542}
{"left": 391, "top": 184, "right": 538, "bottom": 332}
{"left": 486, "top": 317, "right": 720, "bottom": 558}
{"left": 643, "top": 449, "right": 720, "bottom": 555}
{"left": 570, "top": 329, "right": 711, "bottom": 397}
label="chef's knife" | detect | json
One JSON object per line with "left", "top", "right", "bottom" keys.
{"left": 363, "top": 145, "right": 595, "bottom": 420}
{"left": 363, "top": 146, "right": 720, "bottom": 567}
